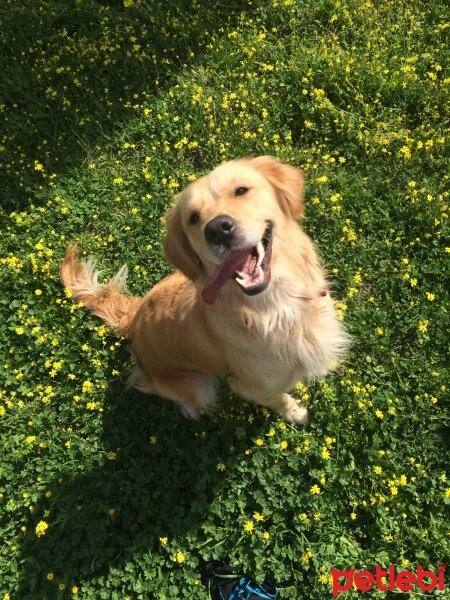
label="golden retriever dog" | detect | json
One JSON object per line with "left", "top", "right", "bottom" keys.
{"left": 61, "top": 156, "right": 349, "bottom": 424}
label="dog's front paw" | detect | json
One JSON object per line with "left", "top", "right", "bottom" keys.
{"left": 179, "top": 404, "right": 200, "bottom": 420}
{"left": 282, "top": 399, "right": 309, "bottom": 426}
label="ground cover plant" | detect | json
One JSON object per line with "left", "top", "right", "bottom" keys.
{"left": 0, "top": 0, "right": 449, "bottom": 598}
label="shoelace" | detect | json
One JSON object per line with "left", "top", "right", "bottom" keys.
{"left": 214, "top": 575, "right": 278, "bottom": 600}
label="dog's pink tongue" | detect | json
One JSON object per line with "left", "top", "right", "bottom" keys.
{"left": 202, "top": 248, "right": 251, "bottom": 305}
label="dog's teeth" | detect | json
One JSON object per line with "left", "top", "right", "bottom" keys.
{"left": 257, "top": 265, "right": 263, "bottom": 281}
{"left": 256, "top": 241, "right": 265, "bottom": 268}
{"left": 235, "top": 273, "right": 246, "bottom": 285}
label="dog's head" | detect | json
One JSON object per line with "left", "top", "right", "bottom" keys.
{"left": 164, "top": 156, "right": 305, "bottom": 304}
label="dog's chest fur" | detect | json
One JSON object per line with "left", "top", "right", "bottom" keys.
{"left": 207, "top": 283, "right": 348, "bottom": 387}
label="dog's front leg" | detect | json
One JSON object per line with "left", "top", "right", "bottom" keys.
{"left": 258, "top": 393, "right": 309, "bottom": 426}
{"left": 232, "top": 378, "right": 309, "bottom": 425}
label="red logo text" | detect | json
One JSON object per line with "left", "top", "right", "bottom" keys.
{"left": 331, "top": 565, "right": 446, "bottom": 597}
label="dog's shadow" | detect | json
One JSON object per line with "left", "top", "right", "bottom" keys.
{"left": 17, "top": 379, "right": 259, "bottom": 598}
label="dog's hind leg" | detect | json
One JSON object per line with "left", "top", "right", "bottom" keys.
{"left": 128, "top": 364, "right": 217, "bottom": 419}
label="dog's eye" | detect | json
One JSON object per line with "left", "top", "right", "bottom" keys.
{"left": 235, "top": 186, "right": 249, "bottom": 197}
{"left": 189, "top": 212, "right": 200, "bottom": 224}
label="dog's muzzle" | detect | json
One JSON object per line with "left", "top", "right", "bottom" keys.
{"left": 201, "top": 221, "right": 273, "bottom": 305}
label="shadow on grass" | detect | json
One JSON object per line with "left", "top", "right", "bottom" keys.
{"left": 16, "top": 378, "right": 261, "bottom": 598}
{"left": 0, "top": 0, "right": 253, "bottom": 211}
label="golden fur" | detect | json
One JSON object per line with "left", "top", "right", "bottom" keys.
{"left": 61, "top": 156, "right": 349, "bottom": 423}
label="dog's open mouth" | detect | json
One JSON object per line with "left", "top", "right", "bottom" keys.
{"left": 202, "top": 223, "right": 273, "bottom": 305}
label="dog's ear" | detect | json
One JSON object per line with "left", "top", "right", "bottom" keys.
{"left": 251, "top": 155, "right": 305, "bottom": 220}
{"left": 164, "top": 202, "right": 203, "bottom": 281}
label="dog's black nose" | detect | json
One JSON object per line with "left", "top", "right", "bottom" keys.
{"left": 204, "top": 215, "right": 236, "bottom": 247}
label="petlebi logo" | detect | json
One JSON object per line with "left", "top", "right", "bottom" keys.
{"left": 331, "top": 565, "right": 446, "bottom": 596}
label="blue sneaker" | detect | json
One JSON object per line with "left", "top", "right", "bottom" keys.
{"left": 201, "top": 561, "right": 279, "bottom": 599}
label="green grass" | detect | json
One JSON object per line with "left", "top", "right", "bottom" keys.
{"left": 0, "top": 0, "right": 449, "bottom": 598}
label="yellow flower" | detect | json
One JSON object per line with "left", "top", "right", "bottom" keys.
{"left": 35, "top": 520, "right": 49, "bottom": 537}
{"left": 255, "top": 438, "right": 264, "bottom": 446}
{"left": 159, "top": 537, "right": 168, "bottom": 545}
{"left": 418, "top": 320, "right": 429, "bottom": 333}
{"left": 244, "top": 520, "right": 254, "bottom": 533}
{"left": 82, "top": 380, "right": 94, "bottom": 393}
{"left": 321, "top": 447, "right": 330, "bottom": 460}
{"left": 46, "top": 573, "right": 54, "bottom": 581}
{"left": 175, "top": 551, "right": 185, "bottom": 563}
{"left": 399, "top": 145, "right": 411, "bottom": 159}
{"left": 374, "top": 465, "right": 383, "bottom": 474}
{"left": 300, "top": 548, "right": 313, "bottom": 565}
{"left": 444, "top": 488, "right": 450, "bottom": 498}
{"left": 310, "top": 484, "right": 321, "bottom": 495}
{"left": 34, "top": 289, "right": 42, "bottom": 296}
{"left": 71, "top": 586, "right": 79, "bottom": 594}
{"left": 279, "top": 440, "right": 288, "bottom": 449}
{"left": 216, "top": 463, "right": 226, "bottom": 471}
{"left": 253, "top": 512, "right": 265, "bottom": 522}
{"left": 426, "top": 292, "right": 435, "bottom": 301}
{"left": 262, "top": 531, "right": 270, "bottom": 540}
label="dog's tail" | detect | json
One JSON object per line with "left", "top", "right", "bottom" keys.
{"left": 60, "top": 245, "right": 142, "bottom": 336}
